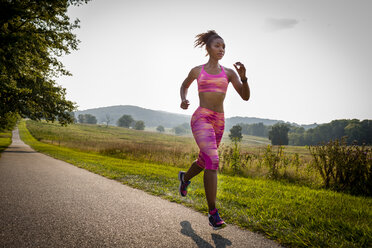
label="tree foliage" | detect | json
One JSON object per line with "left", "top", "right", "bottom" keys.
{"left": 78, "top": 114, "right": 97, "bottom": 124}
{"left": 0, "top": 0, "right": 89, "bottom": 128}
{"left": 156, "top": 125, "right": 165, "bottom": 133}
{"left": 0, "top": 112, "right": 19, "bottom": 131}
{"left": 229, "top": 125, "right": 243, "bottom": 142}
{"left": 239, "top": 122, "right": 269, "bottom": 137}
{"left": 117, "top": 115, "right": 134, "bottom": 128}
{"left": 134, "top": 120, "right": 145, "bottom": 130}
{"left": 269, "top": 123, "right": 290, "bottom": 145}
{"left": 173, "top": 123, "right": 190, "bottom": 135}
{"left": 289, "top": 119, "right": 372, "bottom": 146}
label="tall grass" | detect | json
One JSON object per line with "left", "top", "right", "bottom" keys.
{"left": 20, "top": 120, "right": 372, "bottom": 248}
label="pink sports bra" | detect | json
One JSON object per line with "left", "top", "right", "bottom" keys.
{"left": 197, "top": 64, "right": 229, "bottom": 93}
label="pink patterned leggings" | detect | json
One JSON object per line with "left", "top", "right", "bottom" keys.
{"left": 191, "top": 107, "right": 225, "bottom": 170}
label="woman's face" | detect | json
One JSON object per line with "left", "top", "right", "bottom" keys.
{"left": 207, "top": 38, "right": 225, "bottom": 60}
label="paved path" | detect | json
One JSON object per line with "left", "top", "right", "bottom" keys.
{"left": 0, "top": 129, "right": 281, "bottom": 248}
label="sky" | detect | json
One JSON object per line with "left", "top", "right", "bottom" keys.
{"left": 58, "top": 0, "right": 372, "bottom": 125}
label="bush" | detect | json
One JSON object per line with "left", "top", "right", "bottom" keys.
{"left": 309, "top": 138, "right": 372, "bottom": 196}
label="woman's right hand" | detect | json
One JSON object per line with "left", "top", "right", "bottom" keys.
{"left": 180, "top": 99, "right": 190, "bottom": 109}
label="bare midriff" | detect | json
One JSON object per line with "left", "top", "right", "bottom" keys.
{"left": 199, "top": 92, "right": 226, "bottom": 113}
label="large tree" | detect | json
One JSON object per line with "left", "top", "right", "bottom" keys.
{"left": 117, "top": 115, "right": 134, "bottom": 128}
{"left": 134, "top": 120, "right": 145, "bottom": 130}
{"left": 0, "top": 0, "right": 89, "bottom": 128}
{"left": 229, "top": 124, "right": 243, "bottom": 142}
{"left": 269, "top": 123, "right": 290, "bottom": 145}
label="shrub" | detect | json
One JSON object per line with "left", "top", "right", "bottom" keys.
{"left": 309, "top": 138, "right": 372, "bottom": 196}
{"left": 263, "top": 145, "right": 282, "bottom": 179}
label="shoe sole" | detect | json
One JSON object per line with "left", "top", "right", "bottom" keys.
{"left": 209, "top": 223, "right": 227, "bottom": 231}
{"left": 178, "top": 171, "right": 186, "bottom": 197}
{"left": 209, "top": 223, "right": 227, "bottom": 230}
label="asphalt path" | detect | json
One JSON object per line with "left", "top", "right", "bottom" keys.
{"left": 0, "top": 128, "right": 281, "bottom": 248}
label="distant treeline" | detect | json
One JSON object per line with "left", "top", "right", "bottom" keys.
{"left": 239, "top": 122, "right": 269, "bottom": 138}
{"left": 237, "top": 119, "right": 372, "bottom": 146}
{"left": 288, "top": 119, "right": 372, "bottom": 146}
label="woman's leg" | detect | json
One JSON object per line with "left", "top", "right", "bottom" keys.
{"left": 204, "top": 169, "right": 217, "bottom": 211}
{"left": 189, "top": 107, "right": 224, "bottom": 212}
{"left": 184, "top": 161, "right": 203, "bottom": 182}
{"left": 192, "top": 119, "right": 219, "bottom": 211}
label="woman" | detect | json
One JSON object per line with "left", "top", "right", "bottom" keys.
{"left": 178, "top": 30, "right": 250, "bottom": 230}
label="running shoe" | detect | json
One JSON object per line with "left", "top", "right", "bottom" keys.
{"left": 178, "top": 171, "right": 191, "bottom": 197}
{"left": 208, "top": 208, "right": 227, "bottom": 230}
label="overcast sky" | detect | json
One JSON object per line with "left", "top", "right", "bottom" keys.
{"left": 59, "top": 0, "right": 372, "bottom": 125}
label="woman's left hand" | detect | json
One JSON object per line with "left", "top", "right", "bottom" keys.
{"left": 233, "top": 62, "right": 247, "bottom": 80}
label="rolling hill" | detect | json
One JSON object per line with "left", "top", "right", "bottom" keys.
{"left": 74, "top": 105, "right": 314, "bottom": 129}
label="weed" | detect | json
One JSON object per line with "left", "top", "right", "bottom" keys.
{"left": 309, "top": 138, "right": 372, "bottom": 196}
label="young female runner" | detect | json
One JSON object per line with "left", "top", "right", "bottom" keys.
{"left": 178, "top": 30, "right": 250, "bottom": 230}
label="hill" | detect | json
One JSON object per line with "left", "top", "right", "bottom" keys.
{"left": 74, "top": 105, "right": 189, "bottom": 128}
{"left": 74, "top": 105, "right": 311, "bottom": 129}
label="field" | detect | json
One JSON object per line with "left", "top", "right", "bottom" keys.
{"left": 17, "top": 120, "right": 372, "bottom": 247}
{"left": 25, "top": 120, "right": 319, "bottom": 186}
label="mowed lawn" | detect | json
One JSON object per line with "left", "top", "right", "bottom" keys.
{"left": 18, "top": 120, "right": 372, "bottom": 248}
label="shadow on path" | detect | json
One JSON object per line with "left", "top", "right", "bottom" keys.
{"left": 3, "top": 150, "right": 37, "bottom": 153}
{"left": 180, "top": 221, "right": 232, "bottom": 248}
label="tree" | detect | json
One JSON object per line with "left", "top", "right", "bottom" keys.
{"left": 0, "top": 0, "right": 89, "bottom": 128}
{"left": 173, "top": 123, "right": 191, "bottom": 135}
{"left": 345, "top": 120, "right": 363, "bottom": 145}
{"left": 239, "top": 122, "right": 269, "bottom": 138}
{"left": 78, "top": 114, "right": 97, "bottom": 124}
{"left": 156, "top": 125, "right": 165, "bottom": 133}
{"left": 251, "top": 122, "right": 266, "bottom": 137}
{"left": 117, "top": 115, "right": 134, "bottom": 128}
{"left": 229, "top": 125, "right": 242, "bottom": 142}
{"left": 174, "top": 126, "right": 187, "bottom": 135}
{"left": 134, "top": 120, "right": 145, "bottom": 130}
{"left": 103, "top": 113, "right": 112, "bottom": 127}
{"left": 269, "top": 123, "right": 290, "bottom": 145}
{"left": 0, "top": 112, "right": 19, "bottom": 131}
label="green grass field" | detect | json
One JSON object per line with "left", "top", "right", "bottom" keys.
{"left": 18, "top": 120, "right": 372, "bottom": 247}
{"left": 25, "top": 120, "right": 318, "bottom": 186}
{"left": 0, "top": 130, "right": 12, "bottom": 157}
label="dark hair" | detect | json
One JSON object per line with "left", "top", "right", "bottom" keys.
{"left": 194, "top": 30, "right": 223, "bottom": 49}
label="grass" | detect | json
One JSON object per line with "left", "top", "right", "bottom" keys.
{"left": 0, "top": 130, "right": 12, "bottom": 157}
{"left": 19, "top": 120, "right": 372, "bottom": 248}
{"left": 25, "top": 120, "right": 318, "bottom": 186}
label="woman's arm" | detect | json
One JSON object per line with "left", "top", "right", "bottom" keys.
{"left": 180, "top": 67, "right": 200, "bottom": 109}
{"left": 228, "top": 62, "right": 250, "bottom": 101}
